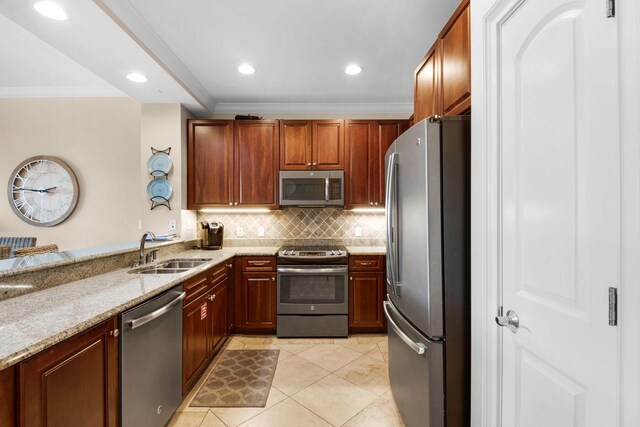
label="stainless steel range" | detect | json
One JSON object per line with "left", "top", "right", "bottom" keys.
{"left": 277, "top": 246, "right": 348, "bottom": 337}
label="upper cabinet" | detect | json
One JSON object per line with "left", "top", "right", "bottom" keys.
{"left": 187, "top": 120, "right": 234, "bottom": 209}
{"left": 414, "top": 0, "right": 471, "bottom": 120}
{"left": 279, "top": 120, "right": 345, "bottom": 170}
{"left": 187, "top": 119, "right": 279, "bottom": 209}
{"left": 234, "top": 120, "right": 280, "bottom": 208}
{"left": 440, "top": 1, "right": 471, "bottom": 115}
{"left": 345, "top": 120, "right": 408, "bottom": 209}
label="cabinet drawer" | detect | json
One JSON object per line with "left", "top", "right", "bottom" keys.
{"left": 184, "top": 271, "right": 210, "bottom": 304}
{"left": 210, "top": 262, "right": 228, "bottom": 285}
{"left": 349, "top": 255, "right": 384, "bottom": 271}
{"left": 241, "top": 257, "right": 276, "bottom": 272}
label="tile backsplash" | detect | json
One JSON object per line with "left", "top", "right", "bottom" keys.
{"left": 198, "top": 207, "right": 385, "bottom": 244}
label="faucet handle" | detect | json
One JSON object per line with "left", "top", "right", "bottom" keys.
{"left": 146, "top": 249, "right": 159, "bottom": 263}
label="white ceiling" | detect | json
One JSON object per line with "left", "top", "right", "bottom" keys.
{"left": 0, "top": 0, "right": 460, "bottom": 116}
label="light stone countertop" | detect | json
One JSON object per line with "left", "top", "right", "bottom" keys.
{"left": 0, "top": 246, "right": 278, "bottom": 370}
{"left": 346, "top": 246, "right": 386, "bottom": 255}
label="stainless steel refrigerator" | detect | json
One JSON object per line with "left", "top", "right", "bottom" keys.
{"left": 384, "top": 116, "right": 470, "bottom": 427}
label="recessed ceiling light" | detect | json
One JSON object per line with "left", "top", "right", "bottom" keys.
{"left": 33, "top": 1, "right": 68, "bottom": 21}
{"left": 345, "top": 64, "right": 362, "bottom": 75}
{"left": 126, "top": 72, "right": 148, "bottom": 83}
{"left": 237, "top": 64, "right": 256, "bottom": 75}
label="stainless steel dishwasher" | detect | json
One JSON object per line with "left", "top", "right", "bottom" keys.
{"left": 120, "top": 284, "right": 185, "bottom": 427}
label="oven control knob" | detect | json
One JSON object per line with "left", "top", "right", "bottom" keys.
{"left": 283, "top": 250, "right": 288, "bottom": 255}
{"left": 310, "top": 306, "right": 315, "bottom": 311}
{"left": 330, "top": 250, "right": 335, "bottom": 255}
{"left": 337, "top": 250, "right": 343, "bottom": 255}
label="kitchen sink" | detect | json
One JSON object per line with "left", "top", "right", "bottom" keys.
{"left": 128, "top": 258, "right": 213, "bottom": 274}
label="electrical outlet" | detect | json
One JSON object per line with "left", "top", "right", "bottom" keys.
{"left": 236, "top": 226, "right": 244, "bottom": 237}
{"left": 169, "top": 219, "right": 177, "bottom": 231}
{"left": 355, "top": 227, "right": 362, "bottom": 237}
{"left": 138, "top": 219, "right": 142, "bottom": 230}
{"left": 257, "top": 226, "right": 265, "bottom": 237}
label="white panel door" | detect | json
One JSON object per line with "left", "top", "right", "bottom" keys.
{"left": 499, "top": 0, "right": 619, "bottom": 426}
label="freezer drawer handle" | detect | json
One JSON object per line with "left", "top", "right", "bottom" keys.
{"left": 383, "top": 301, "right": 427, "bottom": 355}
{"left": 127, "top": 291, "right": 186, "bottom": 330}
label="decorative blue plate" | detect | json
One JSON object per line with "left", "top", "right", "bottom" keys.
{"left": 147, "top": 179, "right": 173, "bottom": 200}
{"left": 147, "top": 152, "right": 173, "bottom": 175}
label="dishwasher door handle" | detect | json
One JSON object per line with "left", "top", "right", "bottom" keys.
{"left": 127, "top": 291, "right": 186, "bottom": 330}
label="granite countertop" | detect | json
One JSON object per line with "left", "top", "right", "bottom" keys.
{"left": 346, "top": 246, "right": 386, "bottom": 255}
{"left": 0, "top": 246, "right": 278, "bottom": 370}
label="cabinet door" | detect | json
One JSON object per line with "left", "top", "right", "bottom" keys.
{"left": 440, "top": 1, "right": 471, "bottom": 115}
{"left": 235, "top": 120, "right": 280, "bottom": 208}
{"left": 280, "top": 120, "right": 312, "bottom": 170}
{"left": 312, "top": 120, "right": 345, "bottom": 170}
{"left": 242, "top": 272, "right": 277, "bottom": 330}
{"left": 374, "top": 120, "right": 407, "bottom": 205}
{"left": 226, "top": 260, "right": 235, "bottom": 333}
{"left": 182, "top": 291, "right": 210, "bottom": 393}
{"left": 349, "top": 272, "right": 385, "bottom": 331}
{"left": 345, "top": 120, "right": 375, "bottom": 209}
{"left": 414, "top": 45, "right": 440, "bottom": 123}
{"left": 19, "top": 318, "right": 118, "bottom": 427}
{"left": 1, "top": 367, "right": 14, "bottom": 427}
{"left": 187, "top": 120, "right": 234, "bottom": 208}
{"left": 209, "top": 278, "right": 228, "bottom": 353}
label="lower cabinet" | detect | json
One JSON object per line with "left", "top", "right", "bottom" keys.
{"left": 241, "top": 272, "right": 277, "bottom": 331}
{"left": 209, "top": 277, "right": 228, "bottom": 353}
{"left": 348, "top": 255, "right": 387, "bottom": 333}
{"left": 182, "top": 290, "right": 211, "bottom": 394}
{"left": 0, "top": 367, "right": 15, "bottom": 427}
{"left": 18, "top": 317, "right": 119, "bottom": 427}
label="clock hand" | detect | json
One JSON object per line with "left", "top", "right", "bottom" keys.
{"left": 14, "top": 186, "right": 58, "bottom": 193}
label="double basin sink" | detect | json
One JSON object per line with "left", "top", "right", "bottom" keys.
{"left": 128, "top": 258, "right": 213, "bottom": 275}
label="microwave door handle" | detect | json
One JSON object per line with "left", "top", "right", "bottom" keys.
{"left": 325, "top": 178, "right": 330, "bottom": 201}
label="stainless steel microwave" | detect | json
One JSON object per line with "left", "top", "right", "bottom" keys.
{"left": 279, "top": 170, "right": 344, "bottom": 206}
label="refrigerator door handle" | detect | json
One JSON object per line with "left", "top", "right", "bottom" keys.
{"left": 385, "top": 153, "right": 398, "bottom": 294}
{"left": 384, "top": 301, "right": 427, "bottom": 355}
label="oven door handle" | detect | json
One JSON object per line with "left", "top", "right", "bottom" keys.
{"left": 277, "top": 267, "right": 347, "bottom": 274}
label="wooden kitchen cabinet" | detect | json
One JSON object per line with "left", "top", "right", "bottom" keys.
{"left": 413, "top": 0, "right": 470, "bottom": 119}
{"left": 345, "top": 120, "right": 407, "bottom": 209}
{"left": 182, "top": 290, "right": 210, "bottom": 394}
{"left": 280, "top": 120, "right": 313, "bottom": 170}
{"left": 187, "top": 119, "right": 280, "bottom": 209}
{"left": 241, "top": 272, "right": 277, "bottom": 331}
{"left": 279, "top": 120, "right": 345, "bottom": 170}
{"left": 0, "top": 367, "right": 15, "bottom": 427}
{"left": 208, "top": 277, "right": 228, "bottom": 353}
{"left": 414, "top": 45, "right": 440, "bottom": 122}
{"left": 234, "top": 120, "right": 280, "bottom": 208}
{"left": 440, "top": 0, "right": 471, "bottom": 115}
{"left": 187, "top": 120, "right": 235, "bottom": 209}
{"left": 18, "top": 317, "right": 118, "bottom": 427}
{"left": 348, "top": 256, "right": 386, "bottom": 333}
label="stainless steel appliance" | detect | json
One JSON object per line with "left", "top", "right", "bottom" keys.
{"left": 384, "top": 116, "right": 470, "bottom": 427}
{"left": 120, "top": 284, "right": 185, "bottom": 427}
{"left": 277, "top": 246, "right": 348, "bottom": 337}
{"left": 279, "top": 170, "right": 344, "bottom": 206}
{"left": 201, "top": 221, "right": 224, "bottom": 249}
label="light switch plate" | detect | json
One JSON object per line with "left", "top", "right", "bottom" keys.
{"left": 257, "top": 226, "right": 265, "bottom": 237}
{"left": 355, "top": 227, "right": 362, "bottom": 237}
{"left": 236, "top": 226, "right": 244, "bottom": 237}
{"left": 169, "top": 219, "right": 177, "bottom": 231}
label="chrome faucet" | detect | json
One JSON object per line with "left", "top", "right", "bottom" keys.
{"left": 137, "top": 231, "right": 157, "bottom": 266}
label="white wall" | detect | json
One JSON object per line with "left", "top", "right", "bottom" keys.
{"left": 0, "top": 98, "right": 141, "bottom": 251}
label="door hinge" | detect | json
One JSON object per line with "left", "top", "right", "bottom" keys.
{"left": 607, "top": 0, "right": 615, "bottom": 18}
{"left": 609, "top": 287, "right": 618, "bottom": 326}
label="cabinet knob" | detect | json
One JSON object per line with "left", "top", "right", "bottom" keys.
{"left": 212, "top": 294, "right": 216, "bottom": 300}
{"left": 234, "top": 202, "right": 238, "bottom": 206}
{"left": 110, "top": 329, "right": 120, "bottom": 337}
{"left": 229, "top": 202, "right": 232, "bottom": 205}
{"left": 307, "top": 163, "right": 311, "bottom": 166}
{"left": 350, "top": 276, "right": 353, "bottom": 281}
{"left": 374, "top": 202, "right": 379, "bottom": 206}
{"left": 312, "top": 162, "right": 317, "bottom": 165}
{"left": 272, "top": 277, "right": 276, "bottom": 281}
{"left": 370, "top": 202, "right": 374, "bottom": 205}
{"left": 227, "top": 263, "right": 233, "bottom": 268}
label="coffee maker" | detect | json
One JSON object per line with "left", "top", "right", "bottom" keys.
{"left": 200, "top": 221, "right": 224, "bottom": 250}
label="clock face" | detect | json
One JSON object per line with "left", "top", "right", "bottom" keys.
{"left": 7, "top": 156, "right": 79, "bottom": 227}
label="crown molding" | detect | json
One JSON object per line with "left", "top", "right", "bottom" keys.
{"left": 213, "top": 102, "right": 413, "bottom": 115}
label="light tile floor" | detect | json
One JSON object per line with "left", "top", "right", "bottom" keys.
{"left": 169, "top": 334, "right": 404, "bottom": 427}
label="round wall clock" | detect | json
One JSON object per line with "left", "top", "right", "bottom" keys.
{"left": 7, "top": 156, "right": 79, "bottom": 227}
